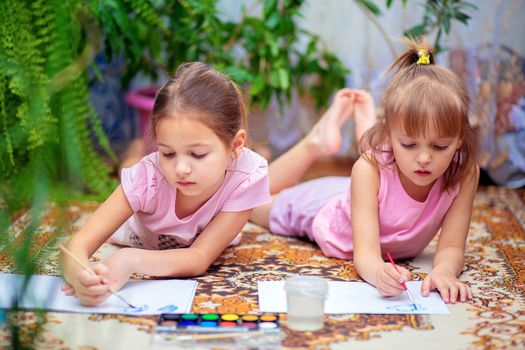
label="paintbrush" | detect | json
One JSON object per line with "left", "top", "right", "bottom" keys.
{"left": 59, "top": 244, "right": 136, "bottom": 309}
{"left": 386, "top": 252, "right": 417, "bottom": 310}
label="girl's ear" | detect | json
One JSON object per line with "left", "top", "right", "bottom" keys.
{"left": 231, "top": 129, "right": 247, "bottom": 158}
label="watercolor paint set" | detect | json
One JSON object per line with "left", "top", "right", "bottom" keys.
{"left": 152, "top": 313, "right": 283, "bottom": 348}
{"left": 156, "top": 313, "right": 281, "bottom": 333}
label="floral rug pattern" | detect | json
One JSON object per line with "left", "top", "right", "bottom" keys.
{"left": 1, "top": 186, "right": 523, "bottom": 349}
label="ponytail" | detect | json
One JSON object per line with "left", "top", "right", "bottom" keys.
{"left": 386, "top": 37, "right": 434, "bottom": 74}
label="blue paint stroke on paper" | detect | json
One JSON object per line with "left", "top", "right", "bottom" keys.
{"left": 157, "top": 304, "right": 178, "bottom": 312}
{"left": 386, "top": 304, "right": 424, "bottom": 312}
{"left": 125, "top": 304, "right": 148, "bottom": 313}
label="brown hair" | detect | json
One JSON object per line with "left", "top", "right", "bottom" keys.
{"left": 360, "top": 37, "right": 477, "bottom": 192}
{"left": 150, "top": 62, "right": 248, "bottom": 147}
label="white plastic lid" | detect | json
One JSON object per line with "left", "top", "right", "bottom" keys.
{"left": 284, "top": 275, "right": 329, "bottom": 299}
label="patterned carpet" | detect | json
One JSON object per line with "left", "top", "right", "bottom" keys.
{"left": 1, "top": 186, "right": 524, "bottom": 349}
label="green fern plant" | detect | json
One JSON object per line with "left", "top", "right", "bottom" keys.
{"left": 0, "top": 0, "right": 116, "bottom": 212}
{"left": 1, "top": 1, "right": 117, "bottom": 345}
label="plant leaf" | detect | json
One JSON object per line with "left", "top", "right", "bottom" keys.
{"left": 358, "top": 0, "right": 382, "bottom": 15}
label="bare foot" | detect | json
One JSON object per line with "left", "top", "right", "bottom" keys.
{"left": 353, "top": 90, "right": 377, "bottom": 141}
{"left": 306, "top": 88, "right": 355, "bottom": 156}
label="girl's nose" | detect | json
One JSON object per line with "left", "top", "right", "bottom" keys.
{"left": 175, "top": 160, "right": 191, "bottom": 177}
{"left": 417, "top": 151, "right": 431, "bottom": 165}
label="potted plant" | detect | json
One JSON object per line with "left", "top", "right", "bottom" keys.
{"left": 122, "top": 0, "right": 350, "bottom": 136}
{"left": 120, "top": 0, "right": 351, "bottom": 164}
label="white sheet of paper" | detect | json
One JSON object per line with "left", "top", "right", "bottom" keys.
{"left": 0, "top": 273, "right": 197, "bottom": 315}
{"left": 258, "top": 280, "right": 449, "bottom": 314}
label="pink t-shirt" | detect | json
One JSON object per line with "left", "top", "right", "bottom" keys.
{"left": 311, "top": 163, "right": 460, "bottom": 260}
{"left": 111, "top": 148, "right": 271, "bottom": 249}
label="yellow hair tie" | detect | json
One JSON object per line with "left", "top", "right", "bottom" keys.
{"left": 416, "top": 49, "right": 430, "bottom": 65}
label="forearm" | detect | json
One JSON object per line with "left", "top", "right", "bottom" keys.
{"left": 432, "top": 165, "right": 477, "bottom": 278}
{"left": 61, "top": 228, "right": 114, "bottom": 282}
{"left": 120, "top": 211, "right": 251, "bottom": 278}
{"left": 354, "top": 253, "right": 385, "bottom": 286}
{"left": 61, "top": 185, "right": 133, "bottom": 278}
{"left": 60, "top": 234, "right": 95, "bottom": 281}
{"left": 432, "top": 246, "right": 465, "bottom": 276}
{"left": 350, "top": 157, "right": 383, "bottom": 286}
{"left": 123, "top": 247, "right": 212, "bottom": 277}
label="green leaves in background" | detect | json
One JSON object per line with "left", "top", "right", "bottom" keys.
{"left": 91, "top": 0, "right": 349, "bottom": 110}
{"left": 384, "top": 0, "right": 477, "bottom": 52}
{"left": 0, "top": 0, "right": 117, "bottom": 211}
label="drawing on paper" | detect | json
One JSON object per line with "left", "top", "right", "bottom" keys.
{"left": 125, "top": 304, "right": 148, "bottom": 313}
{"left": 157, "top": 304, "right": 178, "bottom": 312}
{"left": 386, "top": 304, "right": 424, "bottom": 312}
{"left": 0, "top": 274, "right": 198, "bottom": 315}
{"left": 124, "top": 304, "right": 179, "bottom": 313}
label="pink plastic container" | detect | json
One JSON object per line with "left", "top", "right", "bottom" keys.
{"left": 125, "top": 86, "right": 157, "bottom": 137}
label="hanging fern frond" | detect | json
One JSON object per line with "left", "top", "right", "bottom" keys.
{"left": 0, "top": 0, "right": 116, "bottom": 210}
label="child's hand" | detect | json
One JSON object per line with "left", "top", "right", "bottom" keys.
{"left": 375, "top": 262, "right": 412, "bottom": 297}
{"left": 421, "top": 266, "right": 472, "bottom": 303}
{"left": 60, "top": 281, "right": 75, "bottom": 296}
{"left": 102, "top": 248, "right": 135, "bottom": 293}
{"left": 62, "top": 264, "right": 112, "bottom": 306}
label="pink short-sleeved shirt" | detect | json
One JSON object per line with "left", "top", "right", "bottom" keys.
{"left": 311, "top": 163, "right": 460, "bottom": 260}
{"left": 110, "top": 148, "right": 271, "bottom": 249}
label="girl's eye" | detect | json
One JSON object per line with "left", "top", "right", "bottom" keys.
{"left": 192, "top": 153, "right": 208, "bottom": 159}
{"left": 162, "top": 152, "right": 176, "bottom": 158}
{"left": 433, "top": 145, "right": 449, "bottom": 151}
{"left": 401, "top": 143, "right": 415, "bottom": 149}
